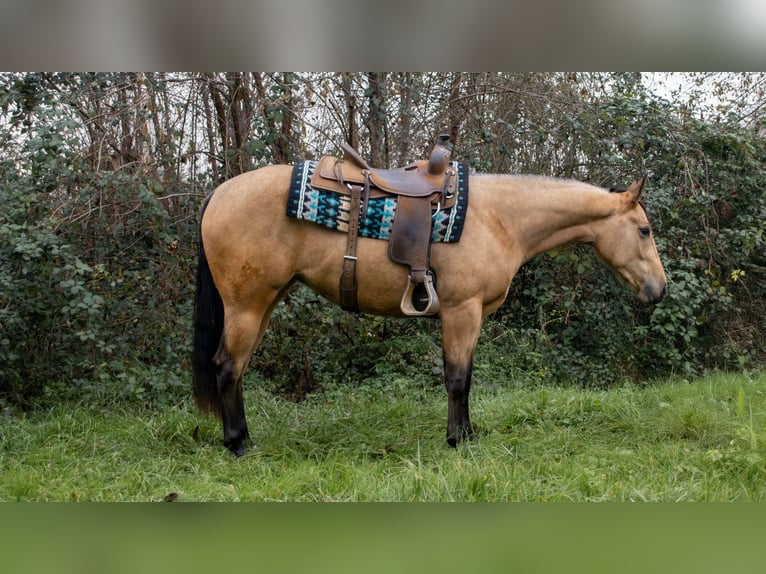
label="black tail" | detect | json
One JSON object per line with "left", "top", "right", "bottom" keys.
{"left": 192, "top": 193, "right": 224, "bottom": 417}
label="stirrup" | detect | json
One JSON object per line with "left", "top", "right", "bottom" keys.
{"left": 400, "top": 273, "right": 440, "bottom": 316}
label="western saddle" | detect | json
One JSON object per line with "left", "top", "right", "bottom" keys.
{"left": 310, "top": 135, "right": 458, "bottom": 316}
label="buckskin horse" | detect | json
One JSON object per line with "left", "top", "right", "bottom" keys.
{"left": 192, "top": 147, "right": 667, "bottom": 456}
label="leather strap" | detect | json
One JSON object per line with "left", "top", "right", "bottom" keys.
{"left": 339, "top": 164, "right": 369, "bottom": 313}
{"left": 340, "top": 142, "right": 372, "bottom": 171}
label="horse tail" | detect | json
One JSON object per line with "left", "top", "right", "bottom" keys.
{"left": 192, "top": 192, "right": 223, "bottom": 418}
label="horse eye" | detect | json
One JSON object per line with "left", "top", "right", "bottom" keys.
{"left": 639, "top": 226, "right": 651, "bottom": 237}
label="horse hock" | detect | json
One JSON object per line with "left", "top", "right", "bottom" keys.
{"left": 212, "top": 345, "right": 251, "bottom": 456}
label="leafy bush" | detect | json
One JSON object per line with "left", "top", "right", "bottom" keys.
{"left": 0, "top": 77, "right": 197, "bottom": 408}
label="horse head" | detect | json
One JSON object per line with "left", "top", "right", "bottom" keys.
{"left": 593, "top": 177, "right": 668, "bottom": 304}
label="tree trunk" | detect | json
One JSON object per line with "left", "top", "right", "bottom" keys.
{"left": 201, "top": 74, "right": 220, "bottom": 183}
{"left": 396, "top": 73, "right": 412, "bottom": 164}
{"left": 342, "top": 73, "right": 359, "bottom": 150}
{"left": 253, "top": 73, "right": 295, "bottom": 165}
{"left": 228, "top": 72, "right": 253, "bottom": 173}
{"left": 448, "top": 73, "right": 462, "bottom": 149}
{"left": 274, "top": 72, "right": 295, "bottom": 164}
{"left": 208, "top": 73, "right": 235, "bottom": 179}
{"left": 366, "top": 72, "right": 388, "bottom": 167}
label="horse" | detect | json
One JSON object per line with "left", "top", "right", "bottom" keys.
{"left": 192, "top": 165, "right": 668, "bottom": 456}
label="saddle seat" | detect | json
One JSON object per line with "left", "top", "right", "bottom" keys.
{"left": 313, "top": 138, "right": 456, "bottom": 206}
{"left": 310, "top": 135, "right": 457, "bottom": 317}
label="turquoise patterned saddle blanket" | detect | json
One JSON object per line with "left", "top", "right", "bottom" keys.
{"left": 286, "top": 160, "right": 469, "bottom": 243}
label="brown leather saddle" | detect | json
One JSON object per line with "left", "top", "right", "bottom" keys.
{"left": 310, "top": 135, "right": 457, "bottom": 316}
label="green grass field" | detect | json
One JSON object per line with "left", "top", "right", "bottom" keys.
{"left": 2, "top": 371, "right": 765, "bottom": 501}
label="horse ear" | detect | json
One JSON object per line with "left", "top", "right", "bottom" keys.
{"left": 626, "top": 176, "right": 647, "bottom": 203}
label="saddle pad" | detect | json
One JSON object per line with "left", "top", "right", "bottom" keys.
{"left": 286, "top": 160, "right": 469, "bottom": 243}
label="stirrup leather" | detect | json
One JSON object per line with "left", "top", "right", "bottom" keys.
{"left": 400, "top": 272, "right": 440, "bottom": 316}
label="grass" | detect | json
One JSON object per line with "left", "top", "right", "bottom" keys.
{"left": 2, "top": 371, "right": 766, "bottom": 501}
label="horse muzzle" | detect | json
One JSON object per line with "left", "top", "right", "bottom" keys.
{"left": 638, "top": 280, "right": 668, "bottom": 304}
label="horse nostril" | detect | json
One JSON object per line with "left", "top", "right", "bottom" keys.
{"left": 641, "top": 281, "right": 668, "bottom": 304}
{"left": 653, "top": 282, "right": 669, "bottom": 303}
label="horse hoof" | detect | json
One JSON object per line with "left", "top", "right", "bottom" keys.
{"left": 225, "top": 439, "right": 249, "bottom": 457}
{"left": 229, "top": 444, "right": 247, "bottom": 457}
{"left": 446, "top": 427, "right": 475, "bottom": 448}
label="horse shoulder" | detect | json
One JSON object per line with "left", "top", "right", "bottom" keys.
{"left": 431, "top": 176, "right": 520, "bottom": 309}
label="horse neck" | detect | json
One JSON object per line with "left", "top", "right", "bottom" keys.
{"left": 482, "top": 175, "right": 616, "bottom": 261}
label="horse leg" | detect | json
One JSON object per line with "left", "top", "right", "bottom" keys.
{"left": 440, "top": 302, "right": 483, "bottom": 447}
{"left": 211, "top": 310, "right": 262, "bottom": 455}
{"left": 213, "top": 285, "right": 291, "bottom": 456}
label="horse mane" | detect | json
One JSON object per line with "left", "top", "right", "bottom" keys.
{"left": 474, "top": 173, "right": 611, "bottom": 194}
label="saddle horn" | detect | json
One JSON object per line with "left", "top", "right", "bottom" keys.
{"left": 428, "top": 134, "right": 452, "bottom": 176}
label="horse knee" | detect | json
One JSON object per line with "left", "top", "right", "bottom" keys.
{"left": 444, "top": 361, "right": 472, "bottom": 397}
{"left": 446, "top": 378, "right": 468, "bottom": 398}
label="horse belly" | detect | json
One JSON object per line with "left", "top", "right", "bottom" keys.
{"left": 297, "top": 228, "right": 511, "bottom": 317}
{"left": 296, "top": 226, "right": 411, "bottom": 316}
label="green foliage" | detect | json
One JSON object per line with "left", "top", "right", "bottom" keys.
{"left": 0, "top": 74, "right": 196, "bottom": 408}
